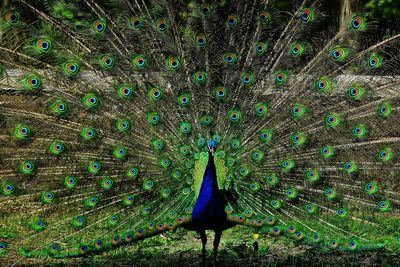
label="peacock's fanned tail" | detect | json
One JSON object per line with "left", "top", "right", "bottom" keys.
{"left": 0, "top": 0, "right": 399, "bottom": 262}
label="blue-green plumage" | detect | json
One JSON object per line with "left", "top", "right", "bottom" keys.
{"left": 0, "top": 1, "right": 399, "bottom": 265}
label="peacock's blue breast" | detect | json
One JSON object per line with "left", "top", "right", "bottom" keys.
{"left": 187, "top": 152, "right": 235, "bottom": 231}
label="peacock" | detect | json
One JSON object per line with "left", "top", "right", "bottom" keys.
{"left": 0, "top": 0, "right": 399, "bottom": 265}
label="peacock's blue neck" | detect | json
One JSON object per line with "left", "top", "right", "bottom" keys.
{"left": 190, "top": 151, "right": 233, "bottom": 230}
{"left": 195, "top": 152, "right": 220, "bottom": 206}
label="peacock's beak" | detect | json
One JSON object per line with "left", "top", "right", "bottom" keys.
{"left": 207, "top": 139, "right": 217, "bottom": 156}
{"left": 209, "top": 147, "right": 215, "bottom": 156}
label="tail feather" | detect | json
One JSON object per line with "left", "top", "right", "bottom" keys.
{"left": 0, "top": 0, "right": 399, "bottom": 263}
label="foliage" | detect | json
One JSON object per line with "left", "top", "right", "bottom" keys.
{"left": 364, "top": 0, "right": 400, "bottom": 20}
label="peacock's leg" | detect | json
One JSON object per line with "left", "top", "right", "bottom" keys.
{"left": 199, "top": 230, "right": 207, "bottom": 264}
{"left": 213, "top": 230, "right": 222, "bottom": 265}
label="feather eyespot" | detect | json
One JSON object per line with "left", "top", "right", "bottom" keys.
{"left": 36, "top": 38, "right": 52, "bottom": 53}
{"left": 166, "top": 56, "right": 181, "bottom": 71}
{"left": 130, "top": 16, "right": 143, "bottom": 29}
{"left": 368, "top": 53, "right": 383, "bottom": 69}
{"left": 300, "top": 7, "right": 314, "bottom": 23}
{"left": 195, "top": 33, "right": 206, "bottom": 47}
{"left": 99, "top": 54, "right": 115, "bottom": 69}
{"left": 5, "top": 10, "right": 19, "bottom": 25}
{"left": 223, "top": 52, "right": 238, "bottom": 65}
{"left": 274, "top": 70, "right": 288, "bottom": 85}
{"left": 351, "top": 16, "right": 366, "bottom": 31}
{"left": 259, "top": 11, "right": 271, "bottom": 23}
{"left": 255, "top": 41, "right": 268, "bottom": 55}
{"left": 227, "top": 14, "right": 239, "bottom": 27}
{"left": 92, "top": 19, "right": 107, "bottom": 33}
{"left": 330, "top": 47, "right": 348, "bottom": 62}
{"left": 156, "top": 18, "right": 169, "bottom": 32}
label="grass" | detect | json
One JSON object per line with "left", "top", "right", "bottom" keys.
{"left": 2, "top": 226, "right": 400, "bottom": 266}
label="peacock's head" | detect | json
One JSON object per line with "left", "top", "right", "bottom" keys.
{"left": 207, "top": 139, "right": 217, "bottom": 156}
